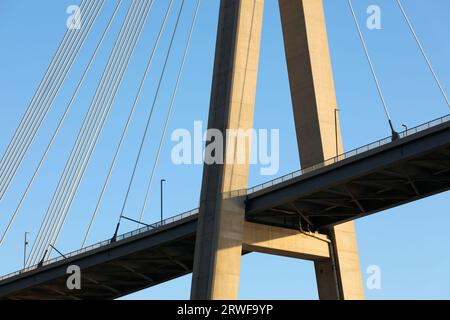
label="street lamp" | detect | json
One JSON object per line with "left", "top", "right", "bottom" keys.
{"left": 24, "top": 232, "right": 29, "bottom": 268}
{"left": 334, "top": 108, "right": 340, "bottom": 157}
{"left": 160, "top": 179, "right": 166, "bottom": 223}
{"left": 402, "top": 123, "right": 408, "bottom": 135}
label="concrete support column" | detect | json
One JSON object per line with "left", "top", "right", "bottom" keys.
{"left": 278, "top": 0, "right": 364, "bottom": 299}
{"left": 315, "top": 222, "right": 365, "bottom": 300}
{"left": 191, "top": 0, "right": 264, "bottom": 300}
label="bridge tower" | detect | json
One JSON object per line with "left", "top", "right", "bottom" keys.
{"left": 191, "top": 0, "right": 365, "bottom": 300}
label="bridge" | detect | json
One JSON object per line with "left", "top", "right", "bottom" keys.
{"left": 0, "top": 114, "right": 448, "bottom": 299}
{"left": 0, "top": 0, "right": 449, "bottom": 300}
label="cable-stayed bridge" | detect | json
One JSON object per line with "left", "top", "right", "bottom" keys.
{"left": 0, "top": 115, "right": 449, "bottom": 299}
{"left": 0, "top": 0, "right": 449, "bottom": 300}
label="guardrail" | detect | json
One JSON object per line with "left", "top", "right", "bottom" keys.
{"left": 1, "top": 114, "right": 448, "bottom": 283}
{"left": 246, "top": 114, "right": 450, "bottom": 194}
{"left": 0, "top": 208, "right": 199, "bottom": 282}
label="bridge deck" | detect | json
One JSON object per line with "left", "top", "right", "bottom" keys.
{"left": 0, "top": 214, "right": 198, "bottom": 300}
{"left": 0, "top": 115, "right": 449, "bottom": 299}
{"left": 246, "top": 117, "right": 450, "bottom": 230}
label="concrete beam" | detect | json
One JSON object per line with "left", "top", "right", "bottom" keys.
{"left": 242, "top": 221, "right": 330, "bottom": 261}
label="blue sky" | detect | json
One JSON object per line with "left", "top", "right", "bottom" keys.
{"left": 0, "top": 0, "right": 449, "bottom": 299}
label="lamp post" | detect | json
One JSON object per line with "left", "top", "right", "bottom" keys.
{"left": 402, "top": 123, "right": 408, "bottom": 136}
{"left": 160, "top": 179, "right": 166, "bottom": 223}
{"left": 24, "top": 232, "right": 29, "bottom": 268}
{"left": 334, "top": 108, "right": 340, "bottom": 157}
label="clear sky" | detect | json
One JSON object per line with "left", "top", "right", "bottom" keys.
{"left": 0, "top": 0, "right": 449, "bottom": 300}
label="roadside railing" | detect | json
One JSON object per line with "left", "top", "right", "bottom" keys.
{"left": 0, "top": 208, "right": 199, "bottom": 282}
{"left": 247, "top": 114, "right": 450, "bottom": 194}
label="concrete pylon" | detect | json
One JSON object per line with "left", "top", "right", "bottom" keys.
{"left": 278, "top": 0, "right": 364, "bottom": 300}
{"left": 190, "top": 0, "right": 265, "bottom": 300}
{"left": 191, "top": 0, "right": 364, "bottom": 300}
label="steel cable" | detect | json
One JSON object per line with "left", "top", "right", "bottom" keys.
{"left": 0, "top": 0, "right": 123, "bottom": 245}
{"left": 46, "top": 0, "right": 153, "bottom": 260}
{"left": 27, "top": 0, "right": 153, "bottom": 266}
{"left": 113, "top": 0, "right": 186, "bottom": 238}
{"left": 0, "top": 0, "right": 98, "bottom": 192}
{"left": 348, "top": 0, "right": 399, "bottom": 139}
{"left": 0, "top": 0, "right": 96, "bottom": 191}
{"left": 82, "top": 0, "right": 175, "bottom": 247}
{"left": 0, "top": 0, "right": 103, "bottom": 199}
{"left": 396, "top": 0, "right": 450, "bottom": 108}
{"left": 139, "top": 0, "right": 202, "bottom": 224}
{"left": 26, "top": 1, "right": 141, "bottom": 266}
{"left": 0, "top": 0, "right": 89, "bottom": 179}
{"left": 26, "top": 0, "right": 141, "bottom": 266}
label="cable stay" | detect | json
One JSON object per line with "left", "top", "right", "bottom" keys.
{"left": 0, "top": 0, "right": 123, "bottom": 246}
{"left": 81, "top": 0, "right": 176, "bottom": 248}
{"left": 39, "top": 0, "right": 153, "bottom": 266}
{"left": 139, "top": 0, "right": 202, "bottom": 225}
{"left": 348, "top": 0, "right": 400, "bottom": 141}
{"left": 27, "top": 0, "right": 143, "bottom": 267}
{"left": 29, "top": 0, "right": 152, "bottom": 266}
{"left": 0, "top": 0, "right": 104, "bottom": 201}
{"left": 45, "top": 0, "right": 154, "bottom": 264}
{"left": 26, "top": 0, "right": 153, "bottom": 267}
{"left": 111, "top": 0, "right": 187, "bottom": 242}
{"left": 0, "top": 0, "right": 91, "bottom": 182}
{"left": 0, "top": 0, "right": 100, "bottom": 198}
{"left": 396, "top": 0, "right": 450, "bottom": 108}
